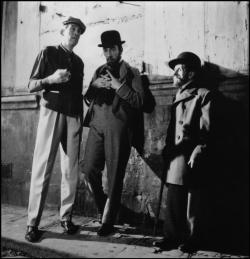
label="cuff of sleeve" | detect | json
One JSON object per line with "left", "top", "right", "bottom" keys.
{"left": 40, "top": 79, "right": 50, "bottom": 90}
{"left": 116, "top": 82, "right": 130, "bottom": 99}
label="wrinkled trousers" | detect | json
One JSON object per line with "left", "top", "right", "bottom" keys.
{"left": 27, "top": 106, "right": 82, "bottom": 227}
{"left": 82, "top": 104, "right": 131, "bottom": 225}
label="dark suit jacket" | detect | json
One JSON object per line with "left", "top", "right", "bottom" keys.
{"left": 83, "top": 60, "right": 147, "bottom": 151}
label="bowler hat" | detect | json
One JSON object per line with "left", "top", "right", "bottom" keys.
{"left": 98, "top": 30, "right": 125, "bottom": 47}
{"left": 63, "top": 16, "right": 86, "bottom": 34}
{"left": 168, "top": 52, "right": 201, "bottom": 71}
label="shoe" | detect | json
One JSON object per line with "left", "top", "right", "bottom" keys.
{"left": 97, "top": 223, "right": 115, "bottom": 236}
{"left": 25, "top": 226, "right": 42, "bottom": 242}
{"left": 61, "top": 221, "right": 79, "bottom": 234}
{"left": 153, "top": 238, "right": 179, "bottom": 250}
{"left": 179, "top": 240, "right": 199, "bottom": 253}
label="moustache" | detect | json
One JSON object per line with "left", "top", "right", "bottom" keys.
{"left": 107, "top": 58, "right": 116, "bottom": 63}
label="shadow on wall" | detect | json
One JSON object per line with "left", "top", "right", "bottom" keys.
{"left": 196, "top": 62, "right": 249, "bottom": 254}
{"left": 140, "top": 61, "right": 249, "bottom": 253}
{"left": 121, "top": 61, "right": 249, "bottom": 253}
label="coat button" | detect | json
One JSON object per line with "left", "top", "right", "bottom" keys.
{"left": 179, "top": 120, "right": 183, "bottom": 125}
{"left": 177, "top": 135, "right": 180, "bottom": 139}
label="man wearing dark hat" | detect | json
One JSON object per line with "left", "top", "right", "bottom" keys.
{"left": 81, "top": 30, "right": 146, "bottom": 236}
{"left": 153, "top": 52, "right": 214, "bottom": 252}
{"left": 25, "top": 16, "right": 86, "bottom": 242}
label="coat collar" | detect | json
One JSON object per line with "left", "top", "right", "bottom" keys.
{"left": 173, "top": 80, "right": 198, "bottom": 105}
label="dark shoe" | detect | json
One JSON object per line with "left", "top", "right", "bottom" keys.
{"left": 61, "top": 221, "right": 79, "bottom": 234}
{"left": 153, "top": 238, "right": 179, "bottom": 250}
{"left": 97, "top": 223, "right": 115, "bottom": 236}
{"left": 179, "top": 240, "right": 199, "bottom": 253}
{"left": 25, "top": 226, "right": 42, "bottom": 242}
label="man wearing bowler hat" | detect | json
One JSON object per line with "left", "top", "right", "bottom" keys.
{"left": 81, "top": 30, "right": 146, "bottom": 236}
{"left": 153, "top": 52, "right": 215, "bottom": 252}
{"left": 25, "top": 16, "right": 86, "bottom": 242}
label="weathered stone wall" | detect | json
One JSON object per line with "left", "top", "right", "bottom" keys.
{"left": 1, "top": 95, "right": 61, "bottom": 208}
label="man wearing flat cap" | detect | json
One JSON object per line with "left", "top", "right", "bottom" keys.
{"left": 25, "top": 16, "right": 86, "bottom": 242}
{"left": 153, "top": 52, "right": 215, "bottom": 252}
{"left": 81, "top": 30, "right": 146, "bottom": 236}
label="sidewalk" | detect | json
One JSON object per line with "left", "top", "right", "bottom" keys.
{"left": 1, "top": 204, "right": 248, "bottom": 258}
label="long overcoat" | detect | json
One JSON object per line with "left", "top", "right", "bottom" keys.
{"left": 162, "top": 80, "right": 213, "bottom": 187}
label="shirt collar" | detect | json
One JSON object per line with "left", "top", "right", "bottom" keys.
{"left": 60, "top": 43, "right": 73, "bottom": 55}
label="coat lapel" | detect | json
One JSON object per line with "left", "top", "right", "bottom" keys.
{"left": 119, "top": 60, "right": 132, "bottom": 81}
{"left": 173, "top": 81, "right": 197, "bottom": 106}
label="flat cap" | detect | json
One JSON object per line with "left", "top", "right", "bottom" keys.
{"left": 63, "top": 16, "right": 86, "bottom": 34}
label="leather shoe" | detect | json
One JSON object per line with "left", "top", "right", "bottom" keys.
{"left": 61, "top": 221, "right": 79, "bottom": 234}
{"left": 97, "top": 223, "right": 115, "bottom": 236}
{"left": 25, "top": 226, "right": 42, "bottom": 242}
{"left": 153, "top": 238, "right": 179, "bottom": 250}
{"left": 179, "top": 240, "right": 199, "bottom": 253}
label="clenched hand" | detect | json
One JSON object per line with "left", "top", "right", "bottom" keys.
{"left": 48, "top": 69, "right": 71, "bottom": 84}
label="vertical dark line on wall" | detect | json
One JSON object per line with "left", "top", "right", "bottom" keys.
{"left": 1, "top": 1, "right": 4, "bottom": 28}
{"left": 1, "top": 1, "right": 6, "bottom": 59}
{"left": 38, "top": 1, "right": 41, "bottom": 52}
{"left": 204, "top": 2, "right": 208, "bottom": 62}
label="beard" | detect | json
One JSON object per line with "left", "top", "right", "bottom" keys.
{"left": 173, "top": 75, "right": 189, "bottom": 87}
{"left": 106, "top": 55, "right": 121, "bottom": 68}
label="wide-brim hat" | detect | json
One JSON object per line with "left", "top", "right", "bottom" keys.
{"left": 63, "top": 16, "right": 86, "bottom": 34}
{"left": 98, "top": 30, "right": 125, "bottom": 47}
{"left": 168, "top": 52, "right": 201, "bottom": 71}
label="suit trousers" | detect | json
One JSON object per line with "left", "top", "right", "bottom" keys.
{"left": 82, "top": 105, "right": 131, "bottom": 225}
{"left": 164, "top": 184, "right": 201, "bottom": 243}
{"left": 27, "top": 106, "right": 82, "bottom": 227}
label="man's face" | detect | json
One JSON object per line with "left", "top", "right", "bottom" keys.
{"left": 103, "top": 45, "right": 122, "bottom": 66}
{"left": 62, "top": 24, "right": 82, "bottom": 48}
{"left": 173, "top": 64, "right": 190, "bottom": 87}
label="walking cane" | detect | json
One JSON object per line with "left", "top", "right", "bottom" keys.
{"left": 153, "top": 164, "right": 168, "bottom": 236}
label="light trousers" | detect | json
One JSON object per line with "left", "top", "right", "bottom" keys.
{"left": 27, "top": 106, "right": 82, "bottom": 227}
